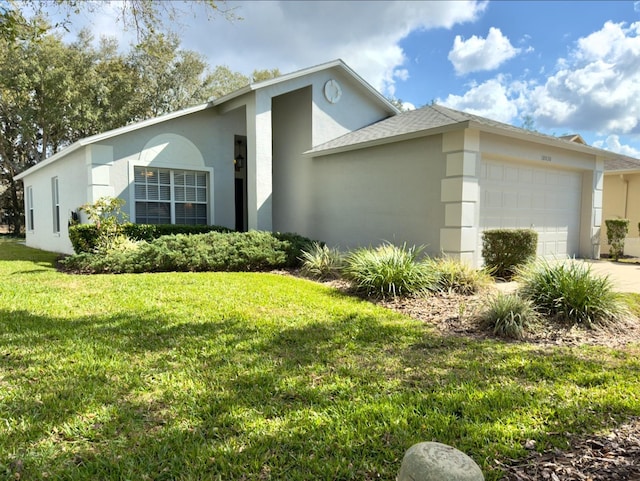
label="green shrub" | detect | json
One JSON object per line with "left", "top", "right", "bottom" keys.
{"left": 122, "top": 223, "right": 233, "bottom": 241}
{"left": 272, "top": 232, "right": 315, "bottom": 267}
{"left": 516, "top": 259, "right": 629, "bottom": 327}
{"left": 480, "top": 292, "right": 537, "bottom": 339}
{"left": 68, "top": 224, "right": 100, "bottom": 254}
{"left": 300, "top": 242, "right": 344, "bottom": 279}
{"left": 482, "top": 229, "right": 538, "bottom": 280}
{"left": 61, "top": 231, "right": 312, "bottom": 274}
{"left": 342, "top": 243, "right": 438, "bottom": 299}
{"left": 69, "top": 223, "right": 235, "bottom": 254}
{"left": 605, "top": 218, "right": 629, "bottom": 261}
{"left": 429, "top": 257, "right": 493, "bottom": 295}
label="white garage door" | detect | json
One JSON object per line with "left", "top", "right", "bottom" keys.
{"left": 479, "top": 159, "right": 582, "bottom": 259}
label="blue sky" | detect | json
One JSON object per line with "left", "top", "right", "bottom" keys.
{"left": 49, "top": 0, "right": 640, "bottom": 157}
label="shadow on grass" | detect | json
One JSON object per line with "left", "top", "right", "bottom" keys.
{"left": 1, "top": 306, "right": 640, "bottom": 481}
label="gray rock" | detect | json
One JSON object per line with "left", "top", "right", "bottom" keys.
{"left": 397, "top": 442, "right": 484, "bottom": 481}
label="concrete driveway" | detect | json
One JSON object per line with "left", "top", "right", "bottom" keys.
{"left": 495, "top": 259, "right": 640, "bottom": 294}
{"left": 573, "top": 259, "right": 640, "bottom": 294}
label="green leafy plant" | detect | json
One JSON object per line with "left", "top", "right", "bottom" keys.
{"left": 482, "top": 229, "right": 538, "bottom": 279}
{"left": 480, "top": 292, "right": 537, "bottom": 339}
{"left": 605, "top": 218, "right": 629, "bottom": 261}
{"left": 430, "top": 256, "right": 493, "bottom": 295}
{"left": 300, "top": 242, "right": 344, "bottom": 279}
{"left": 78, "top": 196, "right": 128, "bottom": 254}
{"left": 516, "top": 259, "right": 629, "bottom": 327}
{"left": 342, "top": 243, "right": 438, "bottom": 298}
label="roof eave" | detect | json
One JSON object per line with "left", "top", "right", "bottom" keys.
{"left": 467, "top": 121, "right": 622, "bottom": 159}
{"left": 15, "top": 102, "right": 215, "bottom": 181}
{"left": 304, "top": 121, "right": 469, "bottom": 158}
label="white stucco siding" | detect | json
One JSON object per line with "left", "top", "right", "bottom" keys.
{"left": 312, "top": 68, "right": 393, "bottom": 146}
{"left": 307, "top": 135, "right": 445, "bottom": 252}
{"left": 272, "top": 86, "right": 313, "bottom": 234}
{"left": 99, "top": 108, "right": 244, "bottom": 230}
{"left": 23, "top": 148, "right": 87, "bottom": 254}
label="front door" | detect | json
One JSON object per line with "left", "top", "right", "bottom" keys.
{"left": 234, "top": 135, "right": 248, "bottom": 231}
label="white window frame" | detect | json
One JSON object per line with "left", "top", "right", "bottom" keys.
{"left": 26, "top": 186, "right": 34, "bottom": 231}
{"left": 51, "top": 177, "right": 60, "bottom": 234}
{"left": 130, "top": 164, "right": 214, "bottom": 225}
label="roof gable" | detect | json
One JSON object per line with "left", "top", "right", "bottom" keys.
{"left": 16, "top": 59, "right": 397, "bottom": 181}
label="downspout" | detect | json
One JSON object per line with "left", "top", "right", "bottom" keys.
{"left": 621, "top": 174, "right": 629, "bottom": 219}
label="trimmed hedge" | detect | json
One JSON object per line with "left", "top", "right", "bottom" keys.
{"left": 69, "top": 223, "right": 234, "bottom": 254}
{"left": 61, "top": 230, "right": 314, "bottom": 274}
{"left": 482, "top": 228, "right": 538, "bottom": 279}
{"left": 605, "top": 218, "right": 629, "bottom": 261}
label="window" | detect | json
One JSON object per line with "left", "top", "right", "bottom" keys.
{"left": 51, "top": 177, "right": 60, "bottom": 233}
{"left": 134, "top": 167, "right": 208, "bottom": 225}
{"left": 26, "top": 186, "right": 34, "bottom": 231}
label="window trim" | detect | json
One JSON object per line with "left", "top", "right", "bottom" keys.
{"left": 129, "top": 162, "right": 214, "bottom": 225}
{"left": 51, "top": 177, "right": 60, "bottom": 234}
{"left": 26, "top": 186, "right": 34, "bottom": 231}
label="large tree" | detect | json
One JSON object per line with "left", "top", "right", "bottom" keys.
{"left": 1, "top": 0, "right": 235, "bottom": 42}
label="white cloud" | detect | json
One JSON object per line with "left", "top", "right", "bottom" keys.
{"left": 439, "top": 76, "right": 519, "bottom": 123}
{"left": 530, "top": 21, "right": 640, "bottom": 134}
{"left": 175, "top": 0, "right": 487, "bottom": 96}
{"left": 593, "top": 135, "right": 640, "bottom": 157}
{"left": 448, "top": 27, "right": 520, "bottom": 75}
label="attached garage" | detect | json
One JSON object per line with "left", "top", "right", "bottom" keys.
{"left": 479, "top": 158, "right": 582, "bottom": 259}
{"left": 308, "top": 103, "right": 610, "bottom": 267}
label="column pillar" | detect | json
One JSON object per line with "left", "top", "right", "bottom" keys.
{"left": 439, "top": 130, "right": 481, "bottom": 265}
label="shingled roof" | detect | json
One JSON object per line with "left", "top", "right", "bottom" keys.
{"left": 306, "top": 104, "right": 636, "bottom": 162}
{"left": 605, "top": 156, "right": 640, "bottom": 172}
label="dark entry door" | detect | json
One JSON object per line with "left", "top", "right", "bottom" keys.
{"left": 234, "top": 135, "right": 248, "bottom": 232}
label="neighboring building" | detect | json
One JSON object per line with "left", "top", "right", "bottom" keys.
{"left": 601, "top": 156, "right": 640, "bottom": 255}
{"left": 15, "top": 59, "right": 625, "bottom": 266}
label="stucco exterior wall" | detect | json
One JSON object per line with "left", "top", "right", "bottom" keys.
{"left": 94, "top": 108, "right": 245, "bottom": 230}
{"left": 306, "top": 135, "right": 445, "bottom": 253}
{"left": 601, "top": 171, "right": 640, "bottom": 251}
{"left": 22, "top": 148, "right": 87, "bottom": 254}
{"left": 311, "top": 68, "right": 392, "bottom": 146}
{"left": 272, "top": 86, "right": 313, "bottom": 234}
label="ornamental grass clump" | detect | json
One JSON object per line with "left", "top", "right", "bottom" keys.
{"left": 430, "top": 257, "right": 494, "bottom": 295}
{"left": 300, "top": 242, "right": 345, "bottom": 279}
{"left": 516, "top": 259, "right": 629, "bottom": 327}
{"left": 342, "top": 243, "right": 438, "bottom": 298}
{"left": 480, "top": 292, "right": 537, "bottom": 339}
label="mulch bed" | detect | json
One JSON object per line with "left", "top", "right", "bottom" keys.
{"left": 303, "top": 273, "right": 640, "bottom": 481}
{"left": 498, "top": 417, "right": 640, "bottom": 480}
{"left": 376, "top": 290, "right": 640, "bottom": 481}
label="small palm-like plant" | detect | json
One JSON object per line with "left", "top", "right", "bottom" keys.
{"left": 480, "top": 292, "right": 537, "bottom": 339}
{"left": 299, "top": 242, "right": 345, "bottom": 279}
{"left": 343, "top": 243, "right": 438, "bottom": 298}
{"left": 516, "top": 259, "right": 628, "bottom": 327}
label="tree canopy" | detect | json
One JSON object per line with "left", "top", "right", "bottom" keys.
{"left": 1, "top": 0, "right": 236, "bottom": 42}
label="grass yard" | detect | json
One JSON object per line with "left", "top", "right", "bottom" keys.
{"left": 1, "top": 239, "right": 639, "bottom": 480}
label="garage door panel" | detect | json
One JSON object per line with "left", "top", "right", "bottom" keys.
{"left": 480, "top": 159, "right": 581, "bottom": 260}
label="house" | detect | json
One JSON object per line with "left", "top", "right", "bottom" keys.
{"left": 15, "top": 59, "right": 624, "bottom": 266}
{"left": 601, "top": 156, "right": 640, "bottom": 256}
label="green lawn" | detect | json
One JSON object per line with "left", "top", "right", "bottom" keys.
{"left": 1, "top": 239, "right": 639, "bottom": 480}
